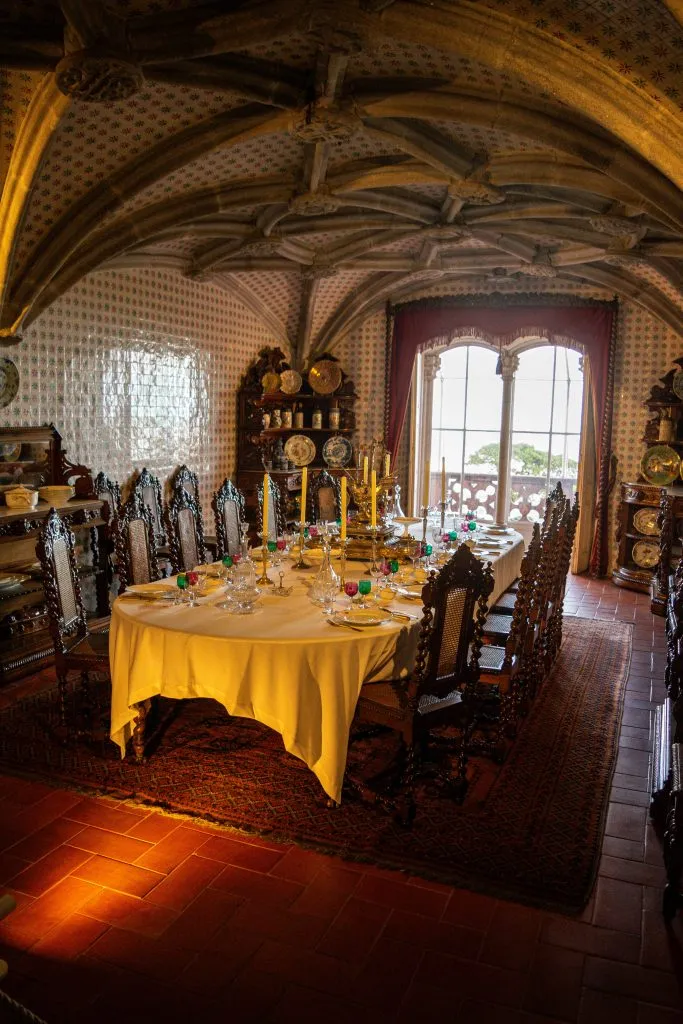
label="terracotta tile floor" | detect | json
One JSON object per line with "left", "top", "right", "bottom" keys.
{"left": 0, "top": 576, "right": 682, "bottom": 1023}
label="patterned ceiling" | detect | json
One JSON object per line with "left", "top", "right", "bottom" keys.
{"left": 0, "top": 0, "right": 682, "bottom": 360}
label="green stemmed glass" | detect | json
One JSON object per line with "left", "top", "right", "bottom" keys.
{"left": 358, "top": 579, "right": 372, "bottom": 609}
{"left": 176, "top": 572, "right": 188, "bottom": 605}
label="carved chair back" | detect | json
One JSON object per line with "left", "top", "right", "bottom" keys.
{"left": 170, "top": 464, "right": 199, "bottom": 504}
{"left": 409, "top": 544, "right": 494, "bottom": 706}
{"left": 131, "top": 468, "right": 166, "bottom": 546}
{"left": 113, "top": 492, "right": 161, "bottom": 593}
{"left": 212, "top": 478, "right": 246, "bottom": 559}
{"left": 166, "top": 489, "right": 206, "bottom": 573}
{"left": 658, "top": 493, "right": 676, "bottom": 597}
{"left": 257, "top": 476, "right": 285, "bottom": 540}
{"left": 36, "top": 509, "right": 88, "bottom": 655}
{"left": 502, "top": 521, "right": 542, "bottom": 671}
{"left": 542, "top": 481, "right": 565, "bottom": 536}
{"left": 309, "top": 470, "right": 340, "bottom": 524}
{"left": 94, "top": 472, "right": 121, "bottom": 524}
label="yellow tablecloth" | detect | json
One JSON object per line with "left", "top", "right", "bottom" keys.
{"left": 109, "top": 533, "right": 524, "bottom": 803}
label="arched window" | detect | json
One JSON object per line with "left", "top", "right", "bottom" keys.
{"left": 413, "top": 339, "right": 584, "bottom": 531}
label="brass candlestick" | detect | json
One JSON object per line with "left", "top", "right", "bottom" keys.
{"left": 338, "top": 537, "right": 348, "bottom": 591}
{"left": 364, "top": 525, "right": 381, "bottom": 576}
{"left": 256, "top": 533, "right": 274, "bottom": 586}
{"left": 439, "top": 501, "right": 446, "bottom": 533}
{"left": 293, "top": 523, "right": 311, "bottom": 570}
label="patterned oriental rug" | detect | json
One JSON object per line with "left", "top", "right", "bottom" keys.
{"left": 0, "top": 618, "right": 631, "bottom": 912}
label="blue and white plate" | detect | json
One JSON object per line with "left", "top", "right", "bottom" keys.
{"left": 322, "top": 434, "right": 352, "bottom": 468}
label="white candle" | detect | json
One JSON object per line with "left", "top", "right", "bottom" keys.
{"left": 422, "top": 459, "right": 430, "bottom": 509}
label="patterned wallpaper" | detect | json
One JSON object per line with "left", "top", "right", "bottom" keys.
{"left": 0, "top": 267, "right": 274, "bottom": 509}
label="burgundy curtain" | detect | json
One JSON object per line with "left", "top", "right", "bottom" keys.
{"left": 387, "top": 301, "right": 617, "bottom": 577}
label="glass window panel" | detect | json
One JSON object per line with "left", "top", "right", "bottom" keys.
{"left": 510, "top": 433, "right": 551, "bottom": 478}
{"left": 516, "top": 346, "right": 556, "bottom": 380}
{"left": 465, "top": 373, "right": 502, "bottom": 430}
{"left": 551, "top": 378, "right": 583, "bottom": 433}
{"left": 512, "top": 379, "right": 553, "bottom": 432}
{"left": 550, "top": 433, "right": 581, "bottom": 482}
{"left": 466, "top": 345, "right": 497, "bottom": 377}
{"left": 439, "top": 345, "right": 468, "bottom": 378}
{"left": 433, "top": 376, "right": 466, "bottom": 429}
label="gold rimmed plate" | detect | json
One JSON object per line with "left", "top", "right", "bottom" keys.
{"left": 284, "top": 434, "right": 316, "bottom": 466}
{"left": 308, "top": 359, "right": 342, "bottom": 395}
{"left": 633, "top": 508, "right": 659, "bottom": 536}
{"left": 641, "top": 444, "right": 680, "bottom": 486}
{"left": 632, "top": 539, "right": 659, "bottom": 569}
{"left": 280, "top": 369, "right": 302, "bottom": 395}
{"left": 261, "top": 372, "right": 281, "bottom": 394}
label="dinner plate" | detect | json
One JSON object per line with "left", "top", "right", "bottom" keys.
{"left": 308, "top": 359, "right": 342, "bottom": 396}
{"left": 284, "top": 434, "right": 316, "bottom": 467}
{"left": 334, "top": 609, "right": 392, "bottom": 627}
{"left": 0, "top": 572, "right": 29, "bottom": 590}
{"left": 633, "top": 507, "right": 659, "bottom": 536}
{"left": 631, "top": 539, "right": 659, "bottom": 569}
{"left": 641, "top": 444, "right": 680, "bottom": 486}
{"left": 280, "top": 369, "right": 302, "bottom": 395}
{"left": 322, "top": 435, "right": 352, "bottom": 468}
{"left": 124, "top": 584, "right": 177, "bottom": 601}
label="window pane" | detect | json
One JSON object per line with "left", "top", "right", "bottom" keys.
{"left": 465, "top": 356, "right": 502, "bottom": 429}
{"left": 550, "top": 433, "right": 580, "bottom": 484}
{"left": 552, "top": 378, "right": 583, "bottom": 433}
{"left": 517, "top": 346, "right": 555, "bottom": 379}
{"left": 431, "top": 430, "right": 463, "bottom": 508}
{"left": 510, "top": 433, "right": 551, "bottom": 478}
{"left": 464, "top": 429, "right": 499, "bottom": 521}
{"left": 433, "top": 376, "right": 466, "bottom": 429}
{"left": 512, "top": 378, "right": 553, "bottom": 431}
{"left": 439, "top": 345, "right": 468, "bottom": 378}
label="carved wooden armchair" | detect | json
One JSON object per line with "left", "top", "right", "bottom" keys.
{"left": 131, "top": 468, "right": 167, "bottom": 548}
{"left": 348, "top": 544, "right": 493, "bottom": 823}
{"left": 166, "top": 489, "right": 206, "bottom": 573}
{"left": 170, "top": 463, "right": 217, "bottom": 558}
{"left": 36, "top": 509, "right": 109, "bottom": 726}
{"left": 94, "top": 472, "right": 121, "bottom": 524}
{"left": 113, "top": 492, "right": 161, "bottom": 594}
{"left": 544, "top": 493, "right": 580, "bottom": 667}
{"left": 212, "top": 478, "right": 246, "bottom": 559}
{"left": 308, "top": 470, "right": 340, "bottom": 524}
{"left": 256, "top": 475, "right": 286, "bottom": 540}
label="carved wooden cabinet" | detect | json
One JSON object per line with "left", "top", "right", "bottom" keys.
{"left": 612, "top": 481, "right": 667, "bottom": 593}
{"left": 0, "top": 425, "right": 108, "bottom": 684}
{"left": 235, "top": 348, "right": 357, "bottom": 531}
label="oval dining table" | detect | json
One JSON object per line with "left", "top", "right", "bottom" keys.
{"left": 108, "top": 531, "right": 524, "bottom": 804}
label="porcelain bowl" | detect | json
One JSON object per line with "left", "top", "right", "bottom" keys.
{"left": 38, "top": 485, "right": 75, "bottom": 505}
{"left": 5, "top": 488, "right": 39, "bottom": 509}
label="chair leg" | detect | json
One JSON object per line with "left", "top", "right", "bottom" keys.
{"left": 57, "top": 673, "right": 68, "bottom": 727}
{"left": 80, "top": 671, "right": 94, "bottom": 739}
{"left": 132, "top": 701, "right": 147, "bottom": 763}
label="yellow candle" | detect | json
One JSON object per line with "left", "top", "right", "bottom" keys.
{"left": 262, "top": 473, "right": 270, "bottom": 540}
{"left": 441, "top": 456, "right": 446, "bottom": 504}
{"left": 300, "top": 466, "right": 307, "bottom": 528}
{"left": 371, "top": 470, "right": 377, "bottom": 528}
{"left": 363, "top": 456, "right": 368, "bottom": 485}
{"left": 340, "top": 476, "right": 347, "bottom": 541}
{"left": 422, "top": 459, "right": 430, "bottom": 509}
{"left": 384, "top": 453, "right": 390, "bottom": 477}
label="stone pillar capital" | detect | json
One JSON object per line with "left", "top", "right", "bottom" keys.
{"left": 498, "top": 350, "right": 519, "bottom": 381}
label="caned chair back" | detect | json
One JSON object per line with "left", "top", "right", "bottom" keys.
{"left": 309, "top": 470, "right": 340, "bottom": 524}
{"left": 170, "top": 464, "right": 199, "bottom": 504}
{"left": 36, "top": 509, "right": 88, "bottom": 654}
{"left": 166, "top": 489, "right": 206, "bottom": 573}
{"left": 132, "top": 468, "right": 166, "bottom": 546}
{"left": 410, "top": 544, "right": 494, "bottom": 703}
{"left": 212, "top": 478, "right": 245, "bottom": 559}
{"left": 257, "top": 476, "right": 285, "bottom": 540}
{"left": 114, "top": 492, "right": 161, "bottom": 593}
{"left": 94, "top": 472, "right": 121, "bottom": 524}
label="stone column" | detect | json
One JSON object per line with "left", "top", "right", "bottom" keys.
{"left": 493, "top": 350, "right": 519, "bottom": 529}
{"left": 416, "top": 349, "right": 442, "bottom": 514}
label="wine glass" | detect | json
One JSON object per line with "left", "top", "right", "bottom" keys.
{"left": 186, "top": 570, "right": 201, "bottom": 607}
{"left": 320, "top": 581, "right": 337, "bottom": 617}
{"left": 344, "top": 580, "right": 358, "bottom": 611}
{"left": 410, "top": 540, "right": 424, "bottom": 577}
{"left": 358, "top": 579, "right": 372, "bottom": 609}
{"left": 176, "top": 572, "right": 188, "bottom": 605}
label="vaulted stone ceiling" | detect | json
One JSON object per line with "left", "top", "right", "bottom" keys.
{"left": 1, "top": 0, "right": 682, "bottom": 366}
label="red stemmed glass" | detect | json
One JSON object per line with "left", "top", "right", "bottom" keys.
{"left": 344, "top": 580, "right": 359, "bottom": 611}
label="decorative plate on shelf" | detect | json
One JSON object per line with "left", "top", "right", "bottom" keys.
{"left": 322, "top": 434, "right": 353, "bottom": 468}
{"left": 284, "top": 434, "right": 316, "bottom": 467}
{"left": 673, "top": 369, "right": 683, "bottom": 400}
{"left": 0, "top": 443, "right": 21, "bottom": 461}
{"left": 641, "top": 444, "right": 680, "bottom": 486}
{"left": 0, "top": 358, "right": 19, "bottom": 409}
{"left": 633, "top": 507, "right": 660, "bottom": 536}
{"left": 261, "top": 372, "right": 281, "bottom": 394}
{"left": 308, "top": 359, "right": 342, "bottom": 395}
{"left": 280, "top": 369, "right": 302, "bottom": 395}
{"left": 631, "top": 539, "right": 660, "bottom": 569}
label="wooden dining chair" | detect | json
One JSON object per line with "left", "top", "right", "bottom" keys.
{"left": 166, "top": 489, "right": 206, "bottom": 573}
{"left": 308, "top": 470, "right": 340, "bottom": 524}
{"left": 347, "top": 545, "right": 493, "bottom": 824}
{"left": 256, "top": 475, "right": 286, "bottom": 540}
{"left": 112, "top": 491, "right": 161, "bottom": 594}
{"left": 94, "top": 472, "right": 121, "bottom": 524}
{"left": 544, "top": 493, "right": 579, "bottom": 667}
{"left": 212, "top": 477, "right": 246, "bottom": 559}
{"left": 36, "top": 509, "right": 109, "bottom": 727}
{"left": 170, "top": 463, "right": 217, "bottom": 558}
{"left": 131, "top": 468, "right": 167, "bottom": 548}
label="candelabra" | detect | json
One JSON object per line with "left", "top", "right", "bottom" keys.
{"left": 256, "top": 533, "right": 274, "bottom": 586}
{"left": 338, "top": 537, "right": 348, "bottom": 591}
{"left": 439, "top": 500, "right": 447, "bottom": 533}
{"left": 292, "top": 522, "right": 312, "bottom": 570}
